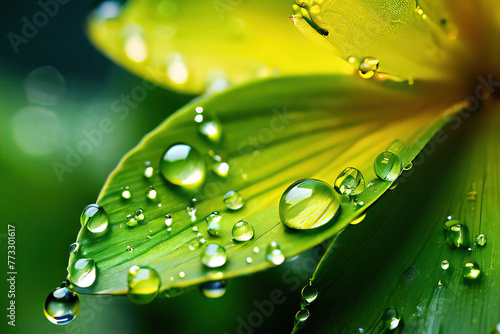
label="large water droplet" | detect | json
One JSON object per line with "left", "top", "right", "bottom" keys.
{"left": 295, "top": 308, "right": 310, "bottom": 322}
{"left": 206, "top": 212, "right": 222, "bottom": 237}
{"left": 475, "top": 234, "right": 486, "bottom": 247}
{"left": 201, "top": 244, "right": 227, "bottom": 268}
{"left": 80, "top": 204, "right": 109, "bottom": 233}
{"left": 232, "top": 220, "right": 254, "bottom": 242}
{"left": 279, "top": 179, "right": 340, "bottom": 230}
{"left": 200, "top": 280, "right": 227, "bottom": 298}
{"left": 68, "top": 258, "right": 96, "bottom": 288}
{"left": 334, "top": 167, "right": 365, "bottom": 196}
{"left": 301, "top": 284, "right": 318, "bottom": 304}
{"left": 463, "top": 262, "right": 481, "bottom": 280}
{"left": 446, "top": 223, "right": 470, "bottom": 249}
{"left": 224, "top": 190, "right": 244, "bottom": 210}
{"left": 382, "top": 308, "right": 400, "bottom": 330}
{"left": 43, "top": 287, "right": 80, "bottom": 325}
{"left": 374, "top": 152, "right": 402, "bottom": 181}
{"left": 127, "top": 265, "right": 161, "bottom": 304}
{"left": 160, "top": 143, "right": 205, "bottom": 189}
{"left": 266, "top": 241, "right": 285, "bottom": 265}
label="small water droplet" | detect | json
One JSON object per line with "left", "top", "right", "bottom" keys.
{"left": 179, "top": 271, "right": 186, "bottom": 278}
{"left": 374, "top": 151, "right": 402, "bottom": 181}
{"left": 135, "top": 208, "right": 145, "bottom": 222}
{"left": 246, "top": 257, "right": 253, "bottom": 264}
{"left": 463, "top": 262, "right": 481, "bottom": 280}
{"left": 441, "top": 260, "right": 450, "bottom": 270}
{"left": 206, "top": 212, "right": 222, "bottom": 236}
{"left": 446, "top": 223, "right": 470, "bottom": 249}
{"left": 200, "top": 280, "right": 227, "bottom": 298}
{"left": 187, "top": 206, "right": 197, "bottom": 221}
{"left": 144, "top": 166, "right": 154, "bottom": 178}
{"left": 224, "top": 190, "right": 244, "bottom": 210}
{"left": 127, "top": 265, "right": 161, "bottom": 304}
{"left": 43, "top": 287, "right": 80, "bottom": 325}
{"left": 266, "top": 241, "right": 285, "bottom": 265}
{"left": 201, "top": 244, "right": 227, "bottom": 268}
{"left": 232, "top": 220, "right": 254, "bottom": 242}
{"left": 68, "top": 242, "right": 79, "bottom": 254}
{"left": 358, "top": 57, "right": 379, "bottom": 79}
{"left": 195, "top": 106, "right": 203, "bottom": 113}
{"left": 279, "top": 179, "right": 340, "bottom": 230}
{"left": 159, "top": 143, "right": 205, "bottom": 189}
{"left": 295, "top": 308, "right": 310, "bottom": 322}
{"left": 334, "top": 167, "right": 365, "bottom": 196}
{"left": 80, "top": 204, "right": 109, "bottom": 233}
{"left": 382, "top": 308, "right": 400, "bottom": 330}
{"left": 301, "top": 284, "right": 318, "bottom": 304}
{"left": 146, "top": 186, "right": 157, "bottom": 200}
{"left": 192, "top": 226, "right": 199, "bottom": 232}
{"left": 121, "top": 186, "right": 131, "bottom": 199}
{"left": 164, "top": 214, "right": 172, "bottom": 226}
{"left": 475, "top": 234, "right": 486, "bottom": 247}
{"left": 212, "top": 161, "right": 229, "bottom": 177}
{"left": 126, "top": 214, "right": 138, "bottom": 227}
{"left": 126, "top": 245, "right": 133, "bottom": 252}
{"left": 347, "top": 55, "right": 357, "bottom": 64}
{"left": 199, "top": 116, "right": 222, "bottom": 143}
{"left": 68, "top": 258, "right": 96, "bottom": 288}
{"left": 253, "top": 247, "right": 260, "bottom": 253}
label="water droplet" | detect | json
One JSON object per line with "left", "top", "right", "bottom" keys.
{"left": 126, "top": 245, "right": 133, "bottom": 252}
{"left": 194, "top": 114, "right": 203, "bottom": 123}
{"left": 463, "top": 262, "right": 481, "bottom": 280}
{"left": 301, "top": 285, "right": 318, "bottom": 304}
{"left": 68, "top": 258, "right": 96, "bottom": 288}
{"left": 212, "top": 161, "right": 229, "bottom": 178}
{"left": 253, "top": 247, "right": 260, "bottom": 253}
{"left": 350, "top": 213, "right": 366, "bottom": 225}
{"left": 146, "top": 186, "right": 157, "bottom": 199}
{"left": 68, "top": 242, "right": 79, "bottom": 254}
{"left": 121, "top": 186, "right": 131, "bottom": 199}
{"left": 232, "top": 220, "right": 254, "bottom": 242}
{"left": 334, "top": 167, "right": 365, "bottom": 196}
{"left": 43, "top": 287, "right": 80, "bottom": 325}
{"left": 358, "top": 57, "right": 379, "bottom": 79}
{"left": 441, "top": 260, "right": 450, "bottom": 270}
{"left": 144, "top": 164, "right": 154, "bottom": 178}
{"left": 200, "top": 280, "right": 227, "bottom": 298}
{"left": 475, "top": 234, "right": 486, "bottom": 247}
{"left": 80, "top": 204, "right": 109, "bottom": 233}
{"left": 224, "top": 190, "right": 244, "bottom": 210}
{"left": 246, "top": 257, "right": 253, "bottom": 264}
{"left": 206, "top": 212, "right": 222, "bottom": 237}
{"left": 279, "top": 179, "right": 339, "bottom": 230}
{"left": 126, "top": 214, "right": 138, "bottom": 227}
{"left": 266, "top": 241, "right": 285, "bottom": 265}
{"left": 127, "top": 265, "right": 161, "bottom": 304}
{"left": 201, "top": 244, "right": 227, "bottom": 268}
{"left": 347, "top": 55, "right": 357, "bottom": 65}
{"left": 199, "top": 117, "right": 222, "bottom": 143}
{"left": 382, "top": 308, "right": 400, "bottom": 330}
{"left": 135, "top": 208, "right": 145, "bottom": 222}
{"left": 187, "top": 206, "right": 197, "bottom": 221}
{"left": 160, "top": 143, "right": 205, "bottom": 189}
{"left": 179, "top": 271, "right": 186, "bottom": 278}
{"left": 196, "top": 106, "right": 203, "bottom": 113}
{"left": 374, "top": 151, "right": 402, "bottom": 181}
{"left": 446, "top": 223, "right": 470, "bottom": 249}
{"left": 295, "top": 308, "right": 310, "bottom": 322}
{"left": 192, "top": 226, "right": 199, "bottom": 232}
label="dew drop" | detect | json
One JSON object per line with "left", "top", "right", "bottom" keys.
{"left": 144, "top": 166, "right": 154, "bottom": 178}
{"left": 301, "top": 284, "right": 318, "bottom": 304}
{"left": 334, "top": 167, "right": 365, "bottom": 196}
{"left": 212, "top": 161, "right": 230, "bottom": 178}
{"left": 187, "top": 206, "right": 197, "bottom": 221}
{"left": 206, "top": 212, "right": 222, "bottom": 237}
{"left": 68, "top": 242, "right": 79, "bottom": 254}
{"left": 475, "top": 234, "right": 486, "bottom": 247}
{"left": 179, "top": 271, "right": 186, "bottom": 278}
{"left": 200, "top": 280, "right": 227, "bottom": 298}
{"left": 382, "top": 308, "right": 400, "bottom": 330}
{"left": 199, "top": 117, "right": 222, "bottom": 143}
{"left": 224, "top": 190, "right": 244, "bottom": 210}
{"left": 80, "top": 204, "right": 109, "bottom": 233}
{"left": 146, "top": 186, "right": 157, "bottom": 200}
{"left": 43, "top": 287, "right": 80, "bottom": 325}
{"left": 121, "top": 186, "right": 131, "bottom": 199}
{"left": 159, "top": 143, "right": 206, "bottom": 189}
{"left": 266, "top": 241, "right": 285, "bottom": 265}
{"left": 446, "top": 223, "right": 470, "bottom": 250}
{"left": 246, "top": 257, "right": 253, "bottom": 264}
{"left": 374, "top": 151, "right": 402, "bottom": 181}
{"left": 127, "top": 265, "right": 161, "bottom": 304}
{"left": 253, "top": 246, "right": 260, "bottom": 253}
{"left": 68, "top": 258, "right": 96, "bottom": 288}
{"left": 231, "top": 220, "right": 254, "bottom": 242}
{"left": 126, "top": 245, "right": 133, "bottom": 252}
{"left": 463, "top": 262, "right": 481, "bottom": 280}
{"left": 347, "top": 55, "right": 357, "bottom": 65}
{"left": 135, "top": 208, "right": 145, "bottom": 222}
{"left": 441, "top": 260, "right": 450, "bottom": 270}
{"left": 295, "top": 308, "right": 310, "bottom": 322}
{"left": 358, "top": 57, "right": 379, "bottom": 79}
{"left": 201, "top": 244, "right": 227, "bottom": 268}
{"left": 279, "top": 179, "right": 340, "bottom": 230}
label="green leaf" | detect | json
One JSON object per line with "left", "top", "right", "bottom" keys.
{"left": 87, "top": 0, "right": 348, "bottom": 94}
{"left": 67, "top": 75, "right": 465, "bottom": 296}
{"left": 293, "top": 101, "right": 500, "bottom": 333}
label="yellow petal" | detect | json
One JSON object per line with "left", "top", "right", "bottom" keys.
{"left": 87, "top": 0, "right": 349, "bottom": 94}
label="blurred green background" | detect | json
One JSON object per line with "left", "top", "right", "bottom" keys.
{"left": 0, "top": 1, "right": 318, "bottom": 333}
